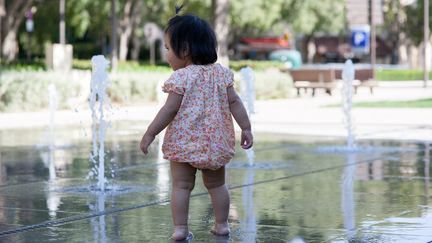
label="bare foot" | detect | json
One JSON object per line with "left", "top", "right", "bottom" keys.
{"left": 211, "top": 222, "right": 230, "bottom": 236}
{"left": 172, "top": 225, "right": 189, "bottom": 241}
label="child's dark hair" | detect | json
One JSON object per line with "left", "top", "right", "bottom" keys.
{"left": 165, "top": 9, "right": 218, "bottom": 65}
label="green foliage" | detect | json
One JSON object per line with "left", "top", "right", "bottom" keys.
{"left": 284, "top": 0, "right": 346, "bottom": 36}
{"left": 229, "top": 60, "right": 284, "bottom": 71}
{"left": 72, "top": 59, "right": 92, "bottom": 70}
{"left": 0, "top": 59, "right": 46, "bottom": 71}
{"left": 404, "top": 1, "right": 432, "bottom": 45}
{"left": 230, "top": 0, "right": 287, "bottom": 35}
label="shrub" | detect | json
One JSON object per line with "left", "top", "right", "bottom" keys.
{"left": 0, "top": 71, "right": 84, "bottom": 111}
{"left": 0, "top": 67, "right": 293, "bottom": 112}
{"left": 234, "top": 69, "right": 293, "bottom": 100}
{"left": 109, "top": 72, "right": 170, "bottom": 103}
{"left": 72, "top": 59, "right": 171, "bottom": 72}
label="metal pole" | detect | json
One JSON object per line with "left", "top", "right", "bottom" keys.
{"left": 59, "top": 0, "right": 65, "bottom": 45}
{"left": 0, "top": 0, "right": 5, "bottom": 61}
{"left": 110, "top": 0, "right": 118, "bottom": 71}
{"left": 424, "top": 0, "right": 429, "bottom": 88}
{"left": 370, "top": 0, "right": 376, "bottom": 72}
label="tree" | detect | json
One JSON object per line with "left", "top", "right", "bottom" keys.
{"left": 404, "top": 0, "right": 432, "bottom": 46}
{"left": 230, "top": 0, "right": 288, "bottom": 36}
{"left": 381, "top": 0, "right": 407, "bottom": 64}
{"left": 212, "top": 0, "right": 230, "bottom": 66}
{"left": 284, "top": 0, "right": 346, "bottom": 61}
{"left": 0, "top": 0, "right": 34, "bottom": 62}
{"left": 118, "top": 0, "right": 143, "bottom": 61}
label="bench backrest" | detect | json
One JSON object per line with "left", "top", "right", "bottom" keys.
{"left": 289, "top": 69, "right": 335, "bottom": 82}
{"left": 334, "top": 68, "right": 375, "bottom": 81}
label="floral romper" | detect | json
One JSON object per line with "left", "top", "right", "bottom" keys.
{"left": 162, "top": 63, "right": 235, "bottom": 170}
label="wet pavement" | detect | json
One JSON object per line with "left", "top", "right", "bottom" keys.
{"left": 0, "top": 122, "right": 431, "bottom": 242}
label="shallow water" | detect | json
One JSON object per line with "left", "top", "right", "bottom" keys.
{"left": 0, "top": 121, "right": 430, "bottom": 242}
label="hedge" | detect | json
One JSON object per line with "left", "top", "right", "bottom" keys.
{"left": 0, "top": 69, "right": 293, "bottom": 112}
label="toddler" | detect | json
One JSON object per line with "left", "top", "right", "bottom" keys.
{"left": 140, "top": 6, "right": 253, "bottom": 241}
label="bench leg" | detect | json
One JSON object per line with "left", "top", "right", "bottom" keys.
{"left": 296, "top": 88, "right": 301, "bottom": 96}
{"left": 369, "top": 87, "right": 374, "bottom": 94}
{"left": 312, "top": 88, "right": 316, "bottom": 96}
{"left": 325, "top": 88, "right": 332, "bottom": 95}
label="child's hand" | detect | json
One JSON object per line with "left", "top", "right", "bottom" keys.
{"left": 140, "top": 133, "right": 155, "bottom": 155}
{"left": 240, "top": 130, "right": 253, "bottom": 149}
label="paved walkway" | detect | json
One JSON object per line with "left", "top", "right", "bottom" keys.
{"left": 1, "top": 81, "right": 431, "bottom": 142}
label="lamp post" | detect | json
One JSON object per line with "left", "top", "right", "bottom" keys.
{"left": 59, "top": 0, "right": 65, "bottom": 45}
{"left": 110, "top": 0, "right": 118, "bottom": 71}
{"left": 370, "top": 0, "right": 376, "bottom": 70}
{"left": 424, "top": 0, "right": 429, "bottom": 88}
{"left": 25, "top": 7, "right": 35, "bottom": 61}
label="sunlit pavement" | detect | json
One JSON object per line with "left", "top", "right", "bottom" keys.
{"left": 1, "top": 81, "right": 431, "bottom": 141}
{"left": 0, "top": 81, "right": 431, "bottom": 242}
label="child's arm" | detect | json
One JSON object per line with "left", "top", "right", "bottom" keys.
{"left": 227, "top": 86, "right": 253, "bottom": 149}
{"left": 140, "top": 92, "right": 183, "bottom": 154}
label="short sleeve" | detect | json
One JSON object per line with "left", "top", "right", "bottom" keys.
{"left": 162, "top": 69, "right": 187, "bottom": 95}
{"left": 224, "top": 68, "right": 234, "bottom": 88}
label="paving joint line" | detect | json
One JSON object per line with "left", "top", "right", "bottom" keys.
{"left": 0, "top": 155, "right": 391, "bottom": 237}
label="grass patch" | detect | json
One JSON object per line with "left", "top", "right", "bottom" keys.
{"left": 376, "top": 69, "right": 432, "bottom": 81}
{"left": 327, "top": 98, "right": 432, "bottom": 108}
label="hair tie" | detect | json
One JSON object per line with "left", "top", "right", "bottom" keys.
{"left": 175, "top": 4, "right": 184, "bottom": 15}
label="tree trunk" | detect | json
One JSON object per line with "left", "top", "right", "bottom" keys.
{"left": 212, "top": 0, "right": 230, "bottom": 67}
{"left": 130, "top": 31, "right": 141, "bottom": 61}
{"left": 2, "top": 30, "right": 18, "bottom": 62}
{"left": 130, "top": 0, "right": 143, "bottom": 61}
{"left": 302, "top": 35, "right": 312, "bottom": 64}
{"left": 119, "top": 32, "right": 130, "bottom": 60}
{"left": 118, "top": 0, "right": 142, "bottom": 61}
{"left": 1, "top": 0, "right": 33, "bottom": 62}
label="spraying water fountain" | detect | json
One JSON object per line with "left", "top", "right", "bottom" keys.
{"left": 341, "top": 60, "right": 356, "bottom": 150}
{"left": 44, "top": 83, "right": 61, "bottom": 218}
{"left": 45, "top": 83, "right": 59, "bottom": 181}
{"left": 156, "top": 79, "right": 169, "bottom": 200}
{"left": 89, "top": 55, "right": 111, "bottom": 192}
{"left": 315, "top": 60, "right": 412, "bottom": 154}
{"left": 239, "top": 67, "right": 257, "bottom": 242}
{"left": 240, "top": 67, "right": 255, "bottom": 166}
{"left": 314, "top": 60, "right": 357, "bottom": 152}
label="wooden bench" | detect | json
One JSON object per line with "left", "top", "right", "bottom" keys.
{"left": 283, "top": 69, "right": 338, "bottom": 96}
{"left": 334, "top": 68, "right": 378, "bottom": 94}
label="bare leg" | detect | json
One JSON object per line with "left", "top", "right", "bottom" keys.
{"left": 202, "top": 166, "right": 230, "bottom": 235}
{"left": 170, "top": 161, "right": 197, "bottom": 240}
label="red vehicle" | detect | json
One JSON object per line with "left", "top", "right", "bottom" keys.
{"left": 236, "top": 36, "right": 291, "bottom": 59}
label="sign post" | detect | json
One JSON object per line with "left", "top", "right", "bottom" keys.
{"left": 350, "top": 25, "right": 370, "bottom": 55}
